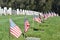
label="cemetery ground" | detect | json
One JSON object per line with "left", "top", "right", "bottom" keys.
{"left": 0, "top": 15, "right": 60, "bottom": 40}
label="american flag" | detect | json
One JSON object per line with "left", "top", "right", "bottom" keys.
{"left": 33, "top": 15, "right": 41, "bottom": 23}
{"left": 9, "top": 19, "right": 22, "bottom": 38}
{"left": 44, "top": 14, "right": 48, "bottom": 20}
{"left": 24, "top": 18, "right": 30, "bottom": 32}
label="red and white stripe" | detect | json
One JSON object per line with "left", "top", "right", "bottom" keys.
{"left": 10, "top": 25, "right": 22, "bottom": 38}
{"left": 24, "top": 20, "right": 30, "bottom": 32}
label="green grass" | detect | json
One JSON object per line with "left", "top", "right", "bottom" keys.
{"left": 0, "top": 15, "right": 60, "bottom": 40}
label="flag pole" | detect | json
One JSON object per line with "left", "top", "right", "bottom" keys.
{"left": 24, "top": 11, "right": 26, "bottom": 37}
{"left": 38, "top": 14, "right": 40, "bottom": 30}
{"left": 32, "top": 12, "right": 35, "bottom": 29}
{"left": 22, "top": 10, "right": 26, "bottom": 40}
{"left": 9, "top": 15, "right": 10, "bottom": 40}
{"left": 22, "top": 11, "right": 27, "bottom": 40}
{"left": 9, "top": 20, "right": 10, "bottom": 40}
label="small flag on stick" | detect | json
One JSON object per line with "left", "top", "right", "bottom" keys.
{"left": 24, "top": 18, "right": 30, "bottom": 32}
{"left": 9, "top": 19, "right": 22, "bottom": 38}
{"left": 33, "top": 15, "right": 41, "bottom": 23}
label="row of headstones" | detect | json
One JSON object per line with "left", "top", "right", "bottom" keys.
{"left": 0, "top": 7, "right": 40, "bottom": 15}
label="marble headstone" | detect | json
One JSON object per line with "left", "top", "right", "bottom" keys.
{"left": 26, "top": 37, "right": 40, "bottom": 40}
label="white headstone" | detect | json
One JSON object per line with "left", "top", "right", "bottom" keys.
{"left": 23, "top": 9, "right": 25, "bottom": 15}
{"left": 1, "top": 9, "right": 4, "bottom": 15}
{"left": 4, "top": 7, "right": 7, "bottom": 15}
{"left": 20, "top": 9, "right": 23, "bottom": 15}
{"left": 25, "top": 10, "right": 27, "bottom": 15}
{"left": 8, "top": 7, "right": 12, "bottom": 15}
{"left": 26, "top": 37, "right": 40, "bottom": 40}
{"left": 17, "top": 9, "right": 20, "bottom": 15}
{"left": 26, "top": 10, "right": 28, "bottom": 15}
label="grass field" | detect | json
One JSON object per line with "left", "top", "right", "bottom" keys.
{"left": 0, "top": 15, "right": 60, "bottom": 40}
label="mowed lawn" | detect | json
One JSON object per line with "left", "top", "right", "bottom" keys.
{"left": 0, "top": 15, "right": 60, "bottom": 40}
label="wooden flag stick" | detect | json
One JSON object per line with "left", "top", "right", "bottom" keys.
{"left": 22, "top": 32, "right": 27, "bottom": 38}
{"left": 23, "top": 11, "right": 27, "bottom": 40}
{"left": 38, "top": 14, "right": 40, "bottom": 30}
{"left": 32, "top": 12, "right": 35, "bottom": 28}
{"left": 8, "top": 16, "right": 11, "bottom": 40}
